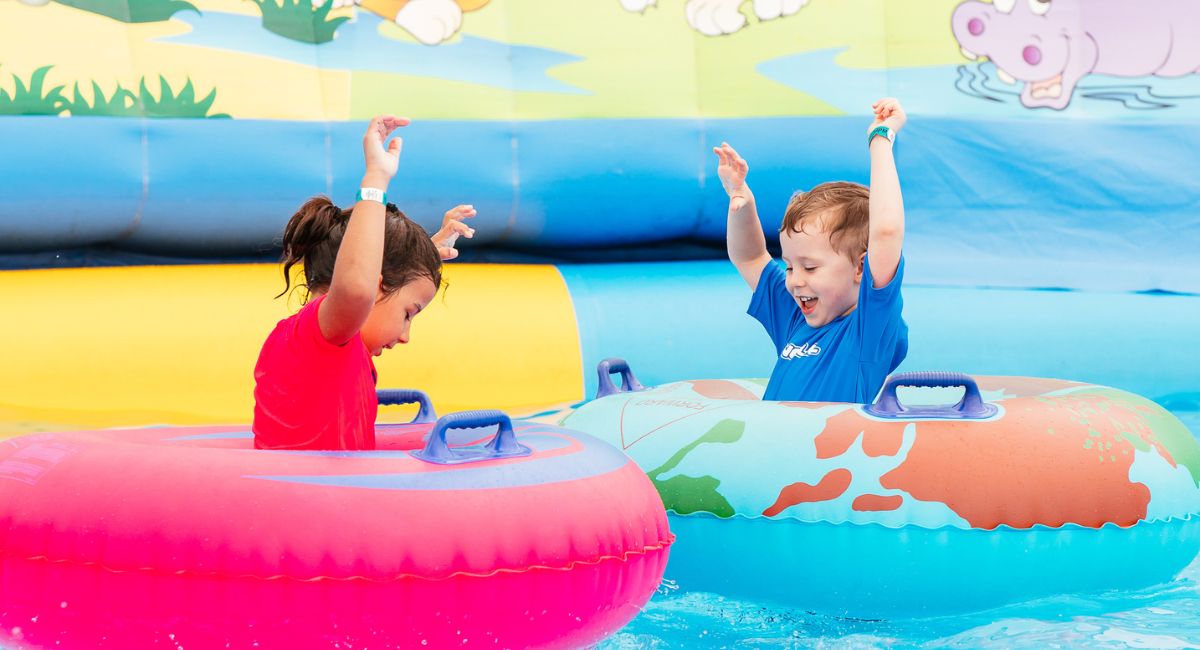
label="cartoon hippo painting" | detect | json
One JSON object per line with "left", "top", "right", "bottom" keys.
{"left": 952, "top": 0, "right": 1200, "bottom": 110}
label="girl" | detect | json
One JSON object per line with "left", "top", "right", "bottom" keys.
{"left": 253, "top": 115, "right": 474, "bottom": 451}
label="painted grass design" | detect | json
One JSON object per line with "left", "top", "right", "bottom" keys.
{"left": 0, "top": 66, "right": 65, "bottom": 115}
{"left": 0, "top": 67, "right": 230, "bottom": 118}
{"left": 61, "top": 81, "right": 140, "bottom": 117}
{"left": 138, "top": 76, "right": 230, "bottom": 118}
{"left": 53, "top": 0, "right": 199, "bottom": 23}
{"left": 251, "top": 0, "right": 349, "bottom": 44}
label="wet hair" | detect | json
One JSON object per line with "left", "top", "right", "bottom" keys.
{"left": 277, "top": 196, "right": 442, "bottom": 301}
{"left": 780, "top": 181, "right": 870, "bottom": 261}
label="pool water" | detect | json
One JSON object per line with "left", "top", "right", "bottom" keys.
{"left": 600, "top": 410, "right": 1200, "bottom": 650}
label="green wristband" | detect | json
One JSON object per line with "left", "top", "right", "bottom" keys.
{"left": 867, "top": 125, "right": 895, "bottom": 146}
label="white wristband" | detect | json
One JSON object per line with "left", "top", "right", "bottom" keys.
{"left": 356, "top": 187, "right": 387, "bottom": 205}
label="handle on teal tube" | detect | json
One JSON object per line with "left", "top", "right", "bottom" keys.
{"left": 864, "top": 371, "right": 998, "bottom": 419}
{"left": 596, "top": 357, "right": 647, "bottom": 399}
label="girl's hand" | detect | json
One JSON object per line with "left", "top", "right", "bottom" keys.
{"left": 432, "top": 204, "right": 476, "bottom": 260}
{"left": 713, "top": 142, "right": 750, "bottom": 211}
{"left": 870, "top": 98, "right": 906, "bottom": 135}
{"left": 362, "top": 115, "right": 411, "bottom": 182}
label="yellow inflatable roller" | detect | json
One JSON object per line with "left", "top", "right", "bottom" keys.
{"left": 0, "top": 264, "right": 583, "bottom": 437}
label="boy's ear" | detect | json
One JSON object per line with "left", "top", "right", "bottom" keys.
{"left": 855, "top": 252, "right": 866, "bottom": 282}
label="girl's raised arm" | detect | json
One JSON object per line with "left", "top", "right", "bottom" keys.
{"left": 319, "top": 115, "right": 410, "bottom": 345}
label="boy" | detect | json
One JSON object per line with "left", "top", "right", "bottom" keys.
{"left": 715, "top": 98, "right": 908, "bottom": 403}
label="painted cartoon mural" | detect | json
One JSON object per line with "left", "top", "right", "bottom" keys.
{"left": 952, "top": 0, "right": 1200, "bottom": 110}
{"left": 620, "top": 0, "right": 809, "bottom": 37}
{"left": 327, "top": 0, "right": 491, "bottom": 45}
{"left": 5, "top": 0, "right": 1200, "bottom": 120}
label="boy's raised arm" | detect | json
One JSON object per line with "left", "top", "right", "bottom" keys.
{"left": 866, "top": 98, "right": 906, "bottom": 288}
{"left": 715, "top": 143, "right": 772, "bottom": 289}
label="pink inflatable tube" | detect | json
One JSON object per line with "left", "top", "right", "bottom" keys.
{"left": 0, "top": 412, "right": 672, "bottom": 649}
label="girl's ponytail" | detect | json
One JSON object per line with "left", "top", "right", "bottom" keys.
{"left": 276, "top": 195, "right": 442, "bottom": 302}
{"left": 277, "top": 196, "right": 347, "bottom": 300}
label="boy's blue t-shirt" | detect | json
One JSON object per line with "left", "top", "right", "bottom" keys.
{"left": 748, "top": 254, "right": 908, "bottom": 404}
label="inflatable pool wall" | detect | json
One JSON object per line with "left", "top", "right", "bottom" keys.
{"left": 2, "top": 0, "right": 1199, "bottom": 293}
{"left": 4, "top": 0, "right": 1197, "bottom": 432}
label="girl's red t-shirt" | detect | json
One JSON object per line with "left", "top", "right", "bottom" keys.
{"left": 253, "top": 295, "right": 378, "bottom": 450}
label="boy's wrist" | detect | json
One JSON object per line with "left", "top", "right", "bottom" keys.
{"left": 867, "top": 125, "right": 896, "bottom": 147}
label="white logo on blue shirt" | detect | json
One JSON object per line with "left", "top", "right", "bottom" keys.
{"left": 781, "top": 342, "right": 821, "bottom": 359}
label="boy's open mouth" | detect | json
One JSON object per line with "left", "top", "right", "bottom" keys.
{"left": 799, "top": 296, "right": 817, "bottom": 316}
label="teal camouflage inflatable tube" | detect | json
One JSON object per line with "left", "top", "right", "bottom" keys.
{"left": 561, "top": 368, "right": 1200, "bottom": 617}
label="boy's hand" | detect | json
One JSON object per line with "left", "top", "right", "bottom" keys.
{"left": 432, "top": 204, "right": 476, "bottom": 260}
{"left": 363, "top": 114, "right": 411, "bottom": 182}
{"left": 713, "top": 142, "right": 750, "bottom": 211}
{"left": 869, "top": 98, "right": 906, "bottom": 135}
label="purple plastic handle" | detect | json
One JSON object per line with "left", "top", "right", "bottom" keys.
{"left": 410, "top": 410, "right": 532, "bottom": 465}
{"left": 596, "top": 357, "right": 647, "bottom": 399}
{"left": 376, "top": 389, "right": 436, "bottom": 424}
{"left": 863, "top": 371, "right": 998, "bottom": 420}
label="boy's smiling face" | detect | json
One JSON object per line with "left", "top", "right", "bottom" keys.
{"left": 780, "top": 220, "right": 864, "bottom": 328}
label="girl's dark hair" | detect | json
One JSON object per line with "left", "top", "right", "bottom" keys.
{"left": 277, "top": 196, "right": 442, "bottom": 301}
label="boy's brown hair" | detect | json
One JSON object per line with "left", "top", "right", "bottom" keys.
{"left": 780, "top": 181, "right": 870, "bottom": 261}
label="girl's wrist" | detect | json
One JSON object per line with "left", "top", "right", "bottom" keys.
{"left": 361, "top": 171, "right": 391, "bottom": 189}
